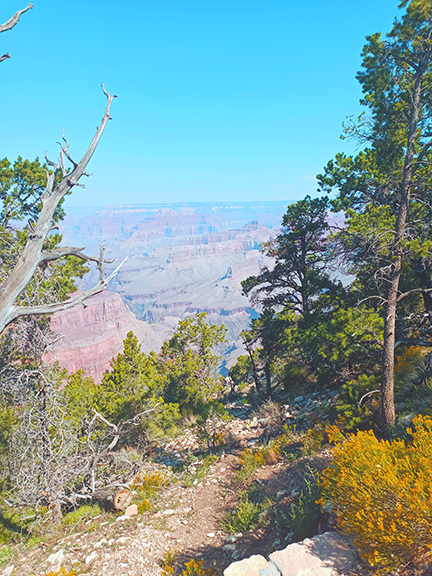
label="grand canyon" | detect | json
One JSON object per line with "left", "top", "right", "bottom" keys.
{"left": 47, "top": 201, "right": 289, "bottom": 380}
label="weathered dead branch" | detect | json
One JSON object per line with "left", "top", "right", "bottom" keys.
{"left": 0, "top": 85, "right": 121, "bottom": 331}
{"left": 0, "top": 3, "right": 33, "bottom": 62}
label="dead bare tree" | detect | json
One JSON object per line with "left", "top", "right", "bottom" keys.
{"left": 0, "top": 319, "right": 155, "bottom": 520}
{"left": 0, "top": 5, "right": 124, "bottom": 332}
{"left": 0, "top": 85, "right": 124, "bottom": 332}
{"left": 0, "top": 3, "right": 32, "bottom": 62}
{"left": 0, "top": 5, "right": 133, "bottom": 522}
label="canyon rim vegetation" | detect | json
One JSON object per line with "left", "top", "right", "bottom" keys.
{"left": 3, "top": 1, "right": 432, "bottom": 575}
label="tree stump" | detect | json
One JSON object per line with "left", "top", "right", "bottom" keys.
{"left": 91, "top": 488, "right": 133, "bottom": 512}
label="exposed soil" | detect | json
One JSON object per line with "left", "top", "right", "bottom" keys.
{"left": 3, "top": 401, "right": 431, "bottom": 576}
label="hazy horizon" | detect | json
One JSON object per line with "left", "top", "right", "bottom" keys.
{"left": 3, "top": 0, "right": 400, "bottom": 207}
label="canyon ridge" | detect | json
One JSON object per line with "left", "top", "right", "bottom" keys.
{"left": 47, "top": 201, "right": 289, "bottom": 380}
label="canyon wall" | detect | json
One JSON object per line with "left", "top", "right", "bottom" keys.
{"left": 50, "top": 202, "right": 288, "bottom": 379}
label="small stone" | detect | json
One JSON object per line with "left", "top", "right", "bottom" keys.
{"left": 181, "top": 520, "right": 188, "bottom": 525}
{"left": 125, "top": 504, "right": 138, "bottom": 516}
{"left": 207, "top": 532, "right": 215, "bottom": 538}
{"left": 225, "top": 533, "right": 242, "bottom": 543}
{"left": 94, "top": 538, "right": 107, "bottom": 549}
{"left": 117, "top": 537, "right": 128, "bottom": 544}
{"left": 85, "top": 551, "right": 98, "bottom": 564}
{"left": 222, "top": 544, "right": 236, "bottom": 552}
{"left": 3, "top": 566, "right": 14, "bottom": 576}
{"left": 294, "top": 395, "right": 304, "bottom": 403}
{"left": 115, "top": 515, "right": 130, "bottom": 522}
{"left": 47, "top": 549, "right": 64, "bottom": 566}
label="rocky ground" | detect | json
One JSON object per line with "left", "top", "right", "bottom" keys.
{"left": 1, "top": 393, "right": 431, "bottom": 576}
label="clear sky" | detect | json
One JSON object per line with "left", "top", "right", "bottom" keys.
{"left": 1, "top": 0, "right": 400, "bottom": 208}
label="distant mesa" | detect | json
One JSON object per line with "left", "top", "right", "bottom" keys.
{"left": 50, "top": 201, "right": 289, "bottom": 379}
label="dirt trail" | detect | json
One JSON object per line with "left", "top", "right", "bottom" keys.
{"left": 8, "top": 416, "right": 282, "bottom": 576}
{"left": 2, "top": 400, "right": 357, "bottom": 576}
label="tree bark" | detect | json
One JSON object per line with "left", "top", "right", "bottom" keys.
{"left": 244, "top": 339, "right": 262, "bottom": 393}
{"left": 382, "top": 290, "right": 398, "bottom": 429}
{"left": 264, "top": 361, "right": 272, "bottom": 398}
{"left": 90, "top": 488, "right": 133, "bottom": 512}
{"left": 380, "top": 46, "right": 430, "bottom": 431}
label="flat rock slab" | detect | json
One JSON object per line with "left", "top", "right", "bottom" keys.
{"left": 269, "top": 532, "right": 355, "bottom": 576}
{"left": 224, "top": 554, "right": 280, "bottom": 576}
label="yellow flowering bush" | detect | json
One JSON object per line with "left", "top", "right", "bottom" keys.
{"left": 320, "top": 415, "right": 432, "bottom": 571}
{"left": 132, "top": 470, "right": 168, "bottom": 499}
{"left": 137, "top": 498, "right": 151, "bottom": 513}
{"left": 237, "top": 441, "right": 281, "bottom": 483}
{"left": 395, "top": 345, "right": 423, "bottom": 385}
{"left": 45, "top": 569, "right": 76, "bottom": 576}
{"left": 162, "top": 558, "right": 213, "bottom": 576}
{"left": 181, "top": 559, "right": 213, "bottom": 575}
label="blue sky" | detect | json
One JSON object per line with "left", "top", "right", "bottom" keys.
{"left": 1, "top": 0, "right": 399, "bottom": 207}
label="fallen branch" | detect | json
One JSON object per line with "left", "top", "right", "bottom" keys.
{"left": 358, "top": 389, "right": 381, "bottom": 408}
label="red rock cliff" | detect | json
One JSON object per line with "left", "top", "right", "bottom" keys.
{"left": 46, "top": 291, "right": 172, "bottom": 382}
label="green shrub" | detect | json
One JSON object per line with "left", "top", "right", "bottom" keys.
{"left": 335, "top": 374, "right": 380, "bottom": 431}
{"left": 222, "top": 491, "right": 272, "bottom": 533}
{"left": 0, "top": 545, "right": 12, "bottom": 566}
{"left": 0, "top": 506, "right": 34, "bottom": 544}
{"left": 183, "top": 454, "right": 218, "bottom": 487}
{"left": 62, "top": 504, "right": 102, "bottom": 526}
{"left": 282, "top": 360, "right": 309, "bottom": 391}
{"left": 289, "top": 467, "right": 321, "bottom": 540}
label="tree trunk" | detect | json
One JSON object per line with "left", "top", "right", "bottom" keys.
{"left": 382, "top": 284, "right": 398, "bottom": 429}
{"left": 380, "top": 46, "right": 430, "bottom": 432}
{"left": 264, "top": 361, "right": 272, "bottom": 398}
{"left": 245, "top": 341, "right": 262, "bottom": 394}
{"left": 90, "top": 488, "right": 133, "bottom": 512}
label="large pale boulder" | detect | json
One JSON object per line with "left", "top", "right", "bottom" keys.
{"left": 223, "top": 532, "right": 356, "bottom": 576}
{"left": 224, "top": 554, "right": 280, "bottom": 576}
{"left": 269, "top": 532, "right": 355, "bottom": 576}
